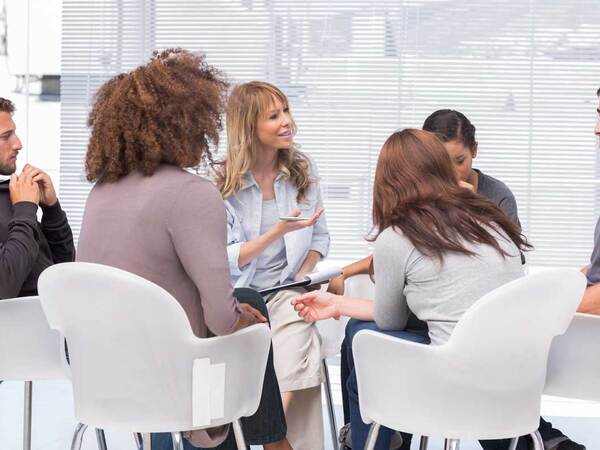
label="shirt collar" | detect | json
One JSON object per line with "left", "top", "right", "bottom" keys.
{"left": 240, "top": 171, "right": 286, "bottom": 191}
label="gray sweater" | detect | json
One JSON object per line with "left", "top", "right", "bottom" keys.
{"left": 77, "top": 165, "right": 241, "bottom": 339}
{"left": 373, "top": 226, "right": 523, "bottom": 345}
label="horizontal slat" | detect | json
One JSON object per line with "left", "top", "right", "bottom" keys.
{"left": 61, "top": 0, "right": 600, "bottom": 265}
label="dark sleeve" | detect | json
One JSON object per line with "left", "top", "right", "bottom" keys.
{"left": 497, "top": 191, "right": 521, "bottom": 231}
{"left": 0, "top": 202, "right": 40, "bottom": 299}
{"left": 41, "top": 201, "right": 75, "bottom": 263}
{"left": 587, "top": 218, "right": 600, "bottom": 286}
{"left": 496, "top": 189, "right": 526, "bottom": 264}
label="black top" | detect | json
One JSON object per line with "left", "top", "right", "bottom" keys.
{"left": 0, "top": 180, "right": 75, "bottom": 299}
{"left": 475, "top": 169, "right": 521, "bottom": 230}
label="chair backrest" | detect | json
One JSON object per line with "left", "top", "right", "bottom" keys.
{"left": 38, "top": 262, "right": 271, "bottom": 432}
{"left": 545, "top": 312, "right": 600, "bottom": 401}
{"left": 446, "top": 269, "right": 585, "bottom": 390}
{"left": 317, "top": 275, "right": 373, "bottom": 358}
{"left": 352, "top": 269, "right": 585, "bottom": 439}
{"left": 0, "top": 296, "right": 66, "bottom": 381}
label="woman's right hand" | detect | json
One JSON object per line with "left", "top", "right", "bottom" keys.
{"left": 234, "top": 303, "right": 268, "bottom": 331}
{"left": 273, "top": 208, "right": 324, "bottom": 236}
{"left": 291, "top": 291, "right": 340, "bottom": 322}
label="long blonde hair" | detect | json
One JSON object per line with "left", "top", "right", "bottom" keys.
{"left": 215, "top": 81, "right": 312, "bottom": 202}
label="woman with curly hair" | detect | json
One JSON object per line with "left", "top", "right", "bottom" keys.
{"left": 77, "top": 49, "right": 291, "bottom": 450}
{"left": 214, "top": 81, "right": 330, "bottom": 450}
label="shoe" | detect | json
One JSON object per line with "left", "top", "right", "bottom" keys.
{"left": 338, "top": 422, "right": 403, "bottom": 449}
{"left": 555, "top": 440, "right": 586, "bottom": 450}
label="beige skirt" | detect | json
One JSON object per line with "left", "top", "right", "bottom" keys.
{"left": 266, "top": 288, "right": 324, "bottom": 392}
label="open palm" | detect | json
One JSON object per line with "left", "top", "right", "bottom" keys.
{"left": 292, "top": 291, "right": 339, "bottom": 322}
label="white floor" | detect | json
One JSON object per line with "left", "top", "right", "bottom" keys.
{"left": 1, "top": 363, "right": 599, "bottom": 450}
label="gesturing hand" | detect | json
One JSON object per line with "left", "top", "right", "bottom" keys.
{"left": 291, "top": 291, "right": 340, "bottom": 322}
{"left": 273, "top": 208, "right": 324, "bottom": 236}
{"left": 22, "top": 164, "right": 57, "bottom": 206}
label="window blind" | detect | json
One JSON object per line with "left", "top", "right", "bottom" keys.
{"left": 62, "top": 0, "right": 600, "bottom": 266}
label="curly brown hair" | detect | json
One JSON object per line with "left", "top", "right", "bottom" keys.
{"left": 85, "top": 48, "right": 229, "bottom": 182}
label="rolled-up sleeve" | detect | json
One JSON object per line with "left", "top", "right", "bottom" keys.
{"left": 307, "top": 159, "right": 330, "bottom": 258}
{"left": 225, "top": 202, "right": 244, "bottom": 277}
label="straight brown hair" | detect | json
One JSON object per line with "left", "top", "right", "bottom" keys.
{"left": 371, "top": 129, "right": 530, "bottom": 260}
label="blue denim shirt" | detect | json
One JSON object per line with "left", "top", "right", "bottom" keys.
{"left": 225, "top": 159, "right": 330, "bottom": 288}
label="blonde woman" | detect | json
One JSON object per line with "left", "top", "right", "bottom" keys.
{"left": 215, "top": 81, "right": 330, "bottom": 450}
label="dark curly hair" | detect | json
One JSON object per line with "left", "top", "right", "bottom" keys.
{"left": 85, "top": 48, "right": 229, "bottom": 182}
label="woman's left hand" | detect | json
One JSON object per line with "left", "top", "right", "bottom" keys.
{"left": 291, "top": 291, "right": 340, "bottom": 322}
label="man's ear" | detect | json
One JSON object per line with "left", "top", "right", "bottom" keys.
{"left": 471, "top": 142, "right": 478, "bottom": 158}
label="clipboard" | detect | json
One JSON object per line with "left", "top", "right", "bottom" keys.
{"left": 258, "top": 266, "right": 342, "bottom": 296}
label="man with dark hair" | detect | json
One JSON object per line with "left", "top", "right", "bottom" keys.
{"left": 579, "top": 88, "right": 600, "bottom": 313}
{"left": 0, "top": 97, "right": 74, "bottom": 299}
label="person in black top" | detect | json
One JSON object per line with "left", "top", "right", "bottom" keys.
{"left": 0, "top": 97, "right": 74, "bottom": 300}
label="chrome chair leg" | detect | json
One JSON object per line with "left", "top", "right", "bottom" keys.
{"left": 23, "top": 381, "right": 32, "bottom": 450}
{"left": 444, "top": 438, "right": 460, "bottom": 450}
{"left": 142, "top": 433, "right": 152, "bottom": 450}
{"left": 508, "top": 437, "right": 518, "bottom": 450}
{"left": 530, "top": 430, "right": 544, "bottom": 450}
{"left": 365, "top": 423, "right": 381, "bottom": 450}
{"left": 70, "top": 423, "right": 88, "bottom": 450}
{"left": 232, "top": 419, "right": 247, "bottom": 450}
{"left": 171, "top": 432, "right": 184, "bottom": 450}
{"left": 322, "top": 359, "right": 339, "bottom": 450}
{"left": 95, "top": 429, "right": 108, "bottom": 450}
{"left": 419, "top": 435, "right": 429, "bottom": 450}
{"left": 133, "top": 433, "right": 143, "bottom": 450}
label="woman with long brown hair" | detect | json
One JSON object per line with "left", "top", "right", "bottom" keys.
{"left": 292, "top": 129, "right": 528, "bottom": 450}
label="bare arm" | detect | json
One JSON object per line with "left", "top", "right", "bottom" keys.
{"left": 237, "top": 208, "right": 324, "bottom": 269}
{"left": 578, "top": 284, "right": 600, "bottom": 315}
{"left": 292, "top": 291, "right": 375, "bottom": 322}
{"left": 327, "top": 255, "right": 373, "bottom": 294}
{"left": 294, "top": 250, "right": 322, "bottom": 280}
{"left": 238, "top": 226, "right": 285, "bottom": 269}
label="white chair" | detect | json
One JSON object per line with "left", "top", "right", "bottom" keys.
{"left": 0, "top": 296, "right": 67, "bottom": 450}
{"left": 316, "top": 274, "right": 373, "bottom": 450}
{"left": 545, "top": 312, "right": 600, "bottom": 401}
{"left": 38, "top": 262, "right": 272, "bottom": 450}
{"left": 352, "top": 268, "right": 586, "bottom": 450}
